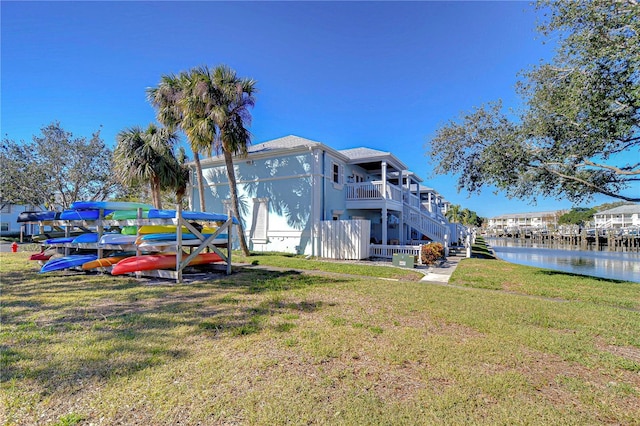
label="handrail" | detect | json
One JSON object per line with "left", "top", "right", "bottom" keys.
{"left": 345, "top": 181, "right": 403, "bottom": 203}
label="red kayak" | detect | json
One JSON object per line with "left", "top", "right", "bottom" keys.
{"left": 29, "top": 252, "right": 52, "bottom": 261}
{"left": 111, "top": 253, "right": 222, "bottom": 275}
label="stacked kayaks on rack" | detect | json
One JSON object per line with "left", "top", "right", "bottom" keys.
{"left": 28, "top": 201, "right": 233, "bottom": 278}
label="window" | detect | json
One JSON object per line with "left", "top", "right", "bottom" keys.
{"left": 0, "top": 204, "right": 10, "bottom": 214}
{"left": 1, "top": 223, "right": 9, "bottom": 232}
{"left": 331, "top": 161, "right": 344, "bottom": 187}
{"left": 250, "top": 198, "right": 269, "bottom": 243}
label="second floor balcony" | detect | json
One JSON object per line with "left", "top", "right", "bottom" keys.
{"left": 345, "top": 181, "right": 403, "bottom": 210}
{"left": 345, "top": 181, "right": 444, "bottom": 219}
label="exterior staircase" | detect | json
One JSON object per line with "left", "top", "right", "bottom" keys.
{"left": 403, "top": 204, "right": 448, "bottom": 244}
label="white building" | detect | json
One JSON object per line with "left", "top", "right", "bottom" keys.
{"left": 0, "top": 203, "right": 43, "bottom": 237}
{"left": 189, "top": 135, "right": 457, "bottom": 257}
{"left": 593, "top": 205, "right": 640, "bottom": 229}
{"left": 488, "top": 210, "right": 566, "bottom": 233}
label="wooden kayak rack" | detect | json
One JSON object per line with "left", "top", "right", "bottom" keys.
{"left": 29, "top": 204, "right": 234, "bottom": 283}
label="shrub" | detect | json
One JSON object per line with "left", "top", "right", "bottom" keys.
{"left": 421, "top": 242, "right": 444, "bottom": 265}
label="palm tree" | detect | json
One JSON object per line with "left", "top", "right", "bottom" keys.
{"left": 113, "top": 124, "right": 180, "bottom": 209}
{"left": 460, "top": 208, "right": 473, "bottom": 226}
{"left": 148, "top": 64, "right": 257, "bottom": 256}
{"left": 147, "top": 72, "right": 210, "bottom": 212}
{"left": 196, "top": 64, "right": 256, "bottom": 256}
{"left": 446, "top": 204, "right": 462, "bottom": 223}
{"left": 171, "top": 147, "right": 191, "bottom": 208}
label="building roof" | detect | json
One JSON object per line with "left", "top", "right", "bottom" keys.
{"left": 594, "top": 204, "right": 640, "bottom": 216}
{"left": 246, "top": 135, "right": 323, "bottom": 153}
{"left": 198, "top": 134, "right": 349, "bottom": 166}
{"left": 339, "top": 147, "right": 407, "bottom": 172}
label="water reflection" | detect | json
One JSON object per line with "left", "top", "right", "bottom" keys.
{"left": 486, "top": 238, "right": 640, "bottom": 283}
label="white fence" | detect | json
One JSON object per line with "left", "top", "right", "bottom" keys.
{"left": 321, "top": 219, "right": 371, "bottom": 260}
{"left": 369, "top": 244, "right": 423, "bottom": 265}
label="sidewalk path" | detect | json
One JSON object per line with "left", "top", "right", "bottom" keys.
{"left": 420, "top": 255, "right": 464, "bottom": 284}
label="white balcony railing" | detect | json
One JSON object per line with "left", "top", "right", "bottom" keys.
{"left": 345, "top": 181, "right": 403, "bottom": 203}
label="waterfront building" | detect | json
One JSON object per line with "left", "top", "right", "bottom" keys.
{"left": 189, "top": 135, "right": 457, "bottom": 258}
{"left": 593, "top": 205, "right": 640, "bottom": 230}
{"left": 487, "top": 210, "right": 566, "bottom": 234}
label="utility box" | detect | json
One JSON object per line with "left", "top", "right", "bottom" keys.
{"left": 392, "top": 253, "right": 415, "bottom": 268}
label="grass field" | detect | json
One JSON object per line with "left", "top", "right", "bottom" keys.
{"left": 1, "top": 251, "right": 639, "bottom": 425}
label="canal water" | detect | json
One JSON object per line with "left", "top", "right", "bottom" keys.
{"left": 486, "top": 238, "right": 640, "bottom": 283}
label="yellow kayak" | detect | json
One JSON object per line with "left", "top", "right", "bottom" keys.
{"left": 121, "top": 225, "right": 217, "bottom": 235}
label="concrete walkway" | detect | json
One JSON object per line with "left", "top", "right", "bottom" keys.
{"left": 419, "top": 255, "right": 464, "bottom": 283}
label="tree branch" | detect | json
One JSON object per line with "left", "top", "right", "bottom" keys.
{"left": 580, "top": 159, "right": 640, "bottom": 175}
{"left": 540, "top": 164, "right": 640, "bottom": 202}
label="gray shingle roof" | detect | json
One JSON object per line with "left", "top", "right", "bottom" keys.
{"left": 247, "top": 135, "right": 323, "bottom": 153}
{"left": 339, "top": 147, "right": 391, "bottom": 160}
{"left": 595, "top": 204, "right": 640, "bottom": 215}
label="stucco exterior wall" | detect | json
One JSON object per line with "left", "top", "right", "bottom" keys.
{"left": 198, "top": 151, "right": 317, "bottom": 254}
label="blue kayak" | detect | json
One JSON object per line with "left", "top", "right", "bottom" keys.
{"left": 60, "top": 209, "right": 113, "bottom": 220}
{"left": 17, "top": 211, "right": 59, "bottom": 222}
{"left": 148, "top": 209, "right": 238, "bottom": 223}
{"left": 40, "top": 254, "right": 98, "bottom": 273}
{"left": 45, "top": 236, "right": 77, "bottom": 244}
{"left": 70, "top": 201, "right": 154, "bottom": 211}
{"left": 71, "top": 233, "right": 100, "bottom": 244}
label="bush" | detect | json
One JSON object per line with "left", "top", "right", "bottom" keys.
{"left": 421, "top": 242, "right": 444, "bottom": 265}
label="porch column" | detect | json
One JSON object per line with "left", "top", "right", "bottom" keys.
{"left": 382, "top": 209, "right": 388, "bottom": 248}
{"left": 381, "top": 161, "right": 387, "bottom": 199}
{"left": 381, "top": 161, "right": 388, "bottom": 246}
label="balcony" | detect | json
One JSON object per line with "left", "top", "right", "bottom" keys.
{"left": 345, "top": 181, "right": 449, "bottom": 244}
{"left": 345, "top": 181, "right": 403, "bottom": 211}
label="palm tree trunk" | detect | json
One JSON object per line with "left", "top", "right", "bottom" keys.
{"left": 151, "top": 176, "right": 162, "bottom": 209}
{"left": 222, "top": 149, "right": 250, "bottom": 256}
{"left": 192, "top": 150, "right": 207, "bottom": 211}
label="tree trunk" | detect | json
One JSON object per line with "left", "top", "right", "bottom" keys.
{"left": 192, "top": 150, "right": 207, "bottom": 211}
{"left": 223, "top": 149, "right": 250, "bottom": 256}
{"left": 151, "top": 176, "right": 162, "bottom": 209}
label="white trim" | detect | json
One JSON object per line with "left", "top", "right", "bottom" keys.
{"left": 250, "top": 198, "right": 269, "bottom": 244}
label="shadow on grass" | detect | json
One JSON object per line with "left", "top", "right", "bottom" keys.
{"left": 212, "top": 267, "right": 348, "bottom": 293}
{"left": 2, "top": 267, "right": 343, "bottom": 394}
{"left": 535, "top": 269, "right": 629, "bottom": 284}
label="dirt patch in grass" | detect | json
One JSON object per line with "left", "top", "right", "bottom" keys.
{"left": 596, "top": 340, "right": 640, "bottom": 364}
{"left": 518, "top": 347, "right": 640, "bottom": 422}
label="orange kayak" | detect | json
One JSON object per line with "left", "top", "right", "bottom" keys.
{"left": 111, "top": 253, "right": 222, "bottom": 275}
{"left": 82, "top": 255, "right": 134, "bottom": 270}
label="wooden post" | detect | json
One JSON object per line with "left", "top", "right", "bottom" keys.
{"left": 176, "top": 204, "right": 183, "bottom": 284}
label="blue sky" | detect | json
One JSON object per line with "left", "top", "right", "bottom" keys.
{"left": 1, "top": 1, "right": 617, "bottom": 217}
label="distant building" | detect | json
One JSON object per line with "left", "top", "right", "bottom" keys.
{"left": 593, "top": 205, "right": 640, "bottom": 229}
{"left": 488, "top": 210, "right": 566, "bottom": 233}
{"left": 0, "top": 203, "right": 43, "bottom": 237}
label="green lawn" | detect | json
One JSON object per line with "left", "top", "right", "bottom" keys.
{"left": 232, "top": 251, "right": 425, "bottom": 281}
{"left": 1, "top": 251, "right": 639, "bottom": 425}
